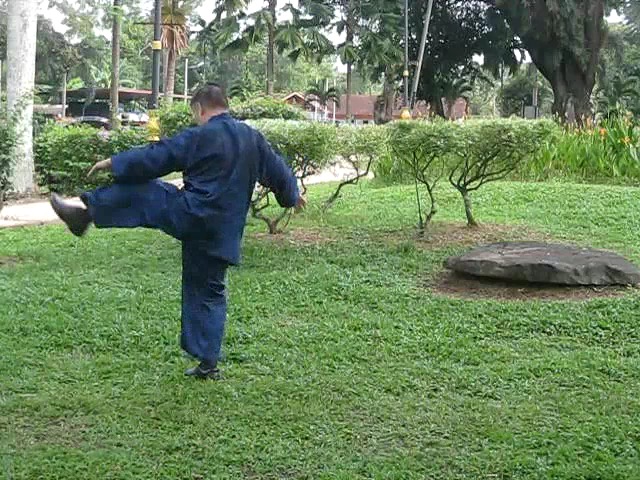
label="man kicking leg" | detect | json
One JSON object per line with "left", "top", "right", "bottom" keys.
{"left": 50, "top": 83, "right": 305, "bottom": 379}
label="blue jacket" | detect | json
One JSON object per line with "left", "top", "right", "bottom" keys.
{"left": 110, "top": 113, "right": 299, "bottom": 264}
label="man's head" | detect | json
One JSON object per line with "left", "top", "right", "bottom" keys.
{"left": 190, "top": 83, "right": 229, "bottom": 125}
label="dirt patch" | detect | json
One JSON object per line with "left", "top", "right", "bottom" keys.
{"left": 0, "top": 256, "right": 21, "bottom": 267}
{"left": 430, "top": 270, "right": 634, "bottom": 302}
{"left": 387, "top": 222, "right": 552, "bottom": 249}
{"left": 250, "top": 223, "right": 550, "bottom": 250}
{"left": 251, "top": 228, "right": 336, "bottom": 246}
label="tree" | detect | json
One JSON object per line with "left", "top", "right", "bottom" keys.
{"left": 335, "top": 0, "right": 358, "bottom": 119}
{"left": 214, "top": 0, "right": 332, "bottom": 96}
{"left": 6, "top": 0, "right": 38, "bottom": 194}
{"left": 598, "top": 23, "right": 640, "bottom": 117}
{"left": 595, "top": 74, "right": 640, "bottom": 118}
{"left": 488, "top": 0, "right": 610, "bottom": 124}
{"left": 162, "top": 0, "right": 199, "bottom": 103}
{"left": 50, "top": 0, "right": 151, "bottom": 91}
{"left": 358, "top": 0, "right": 403, "bottom": 124}
{"left": 497, "top": 64, "right": 553, "bottom": 117}
{"left": 111, "top": 0, "right": 122, "bottom": 126}
{"left": 442, "top": 76, "right": 473, "bottom": 120}
{"left": 305, "top": 80, "right": 340, "bottom": 118}
{"left": 409, "top": 0, "right": 520, "bottom": 118}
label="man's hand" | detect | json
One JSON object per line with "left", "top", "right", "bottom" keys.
{"left": 87, "top": 158, "right": 113, "bottom": 178}
{"left": 294, "top": 194, "right": 307, "bottom": 213}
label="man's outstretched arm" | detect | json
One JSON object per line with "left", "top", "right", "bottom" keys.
{"left": 89, "top": 128, "right": 196, "bottom": 182}
{"left": 256, "top": 132, "right": 305, "bottom": 209}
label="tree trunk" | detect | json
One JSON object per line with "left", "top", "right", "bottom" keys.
{"left": 446, "top": 98, "right": 456, "bottom": 120}
{"left": 429, "top": 98, "right": 445, "bottom": 118}
{"left": 346, "top": 63, "right": 352, "bottom": 122}
{"left": 110, "top": 0, "right": 122, "bottom": 128}
{"left": 462, "top": 191, "right": 478, "bottom": 227}
{"left": 495, "top": 0, "right": 605, "bottom": 126}
{"left": 165, "top": 47, "right": 177, "bottom": 104}
{"left": 383, "top": 75, "right": 395, "bottom": 122}
{"left": 61, "top": 70, "right": 68, "bottom": 118}
{"left": 266, "top": 0, "right": 277, "bottom": 96}
{"left": 162, "top": 49, "right": 169, "bottom": 93}
{"left": 374, "top": 76, "right": 395, "bottom": 125}
{"left": 7, "top": 0, "right": 37, "bottom": 194}
{"left": 345, "top": 21, "right": 354, "bottom": 122}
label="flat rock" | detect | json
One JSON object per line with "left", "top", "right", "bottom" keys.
{"left": 445, "top": 242, "right": 640, "bottom": 286}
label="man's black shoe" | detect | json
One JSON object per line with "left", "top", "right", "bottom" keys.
{"left": 184, "top": 362, "right": 222, "bottom": 380}
{"left": 50, "top": 193, "right": 92, "bottom": 237}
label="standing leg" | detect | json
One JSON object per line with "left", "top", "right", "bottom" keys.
{"left": 181, "top": 240, "right": 229, "bottom": 379}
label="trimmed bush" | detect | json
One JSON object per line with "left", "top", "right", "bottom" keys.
{"left": 448, "top": 119, "right": 557, "bottom": 226}
{"left": 156, "top": 102, "right": 194, "bottom": 137}
{"left": 326, "top": 125, "right": 389, "bottom": 207}
{"left": 35, "top": 123, "right": 148, "bottom": 195}
{"left": 249, "top": 120, "right": 336, "bottom": 233}
{"left": 154, "top": 97, "right": 307, "bottom": 139}
{"left": 230, "top": 97, "right": 306, "bottom": 121}
{"left": 389, "top": 120, "right": 457, "bottom": 231}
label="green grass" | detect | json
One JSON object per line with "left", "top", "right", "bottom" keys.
{"left": 2, "top": 180, "right": 640, "bottom": 479}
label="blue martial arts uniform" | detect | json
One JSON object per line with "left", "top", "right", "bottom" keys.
{"left": 81, "top": 113, "right": 299, "bottom": 365}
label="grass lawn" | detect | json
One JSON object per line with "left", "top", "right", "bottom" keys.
{"left": 1, "top": 180, "right": 640, "bottom": 479}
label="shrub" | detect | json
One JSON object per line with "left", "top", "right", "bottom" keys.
{"left": 449, "top": 118, "right": 557, "bottom": 226}
{"left": 0, "top": 109, "right": 18, "bottom": 212}
{"left": 154, "top": 98, "right": 307, "bottom": 139}
{"left": 248, "top": 120, "right": 336, "bottom": 233}
{"left": 526, "top": 114, "right": 639, "bottom": 183}
{"left": 35, "top": 123, "right": 147, "bottom": 195}
{"left": 156, "top": 102, "right": 194, "bottom": 137}
{"left": 230, "top": 97, "right": 306, "bottom": 121}
{"left": 389, "top": 120, "right": 457, "bottom": 231}
{"left": 325, "top": 125, "right": 389, "bottom": 208}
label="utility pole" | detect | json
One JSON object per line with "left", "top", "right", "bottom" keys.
{"left": 402, "top": 0, "right": 409, "bottom": 109}
{"left": 400, "top": 0, "right": 412, "bottom": 119}
{"left": 151, "top": 0, "right": 162, "bottom": 109}
{"left": 184, "top": 57, "right": 189, "bottom": 103}
{"left": 410, "top": 0, "right": 435, "bottom": 109}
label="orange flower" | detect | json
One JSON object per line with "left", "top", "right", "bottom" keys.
{"left": 599, "top": 128, "right": 607, "bottom": 137}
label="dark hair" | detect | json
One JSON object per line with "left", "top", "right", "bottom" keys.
{"left": 190, "top": 83, "right": 229, "bottom": 110}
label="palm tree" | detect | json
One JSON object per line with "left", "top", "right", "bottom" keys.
{"left": 595, "top": 74, "right": 640, "bottom": 119}
{"left": 334, "top": 0, "right": 400, "bottom": 122}
{"left": 335, "top": 0, "right": 358, "bottom": 121}
{"left": 441, "top": 77, "right": 474, "bottom": 120}
{"left": 6, "top": 0, "right": 37, "bottom": 194}
{"left": 162, "top": 0, "right": 198, "bottom": 103}
{"left": 305, "top": 81, "right": 340, "bottom": 119}
{"left": 216, "top": 0, "right": 332, "bottom": 96}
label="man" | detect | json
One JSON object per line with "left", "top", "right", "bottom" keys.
{"left": 50, "top": 84, "right": 304, "bottom": 380}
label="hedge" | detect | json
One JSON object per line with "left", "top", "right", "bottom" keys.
{"left": 155, "top": 97, "right": 306, "bottom": 137}
{"left": 35, "top": 123, "right": 148, "bottom": 195}
{"left": 33, "top": 115, "right": 559, "bottom": 231}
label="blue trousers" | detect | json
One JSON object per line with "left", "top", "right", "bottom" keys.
{"left": 82, "top": 180, "right": 228, "bottom": 366}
